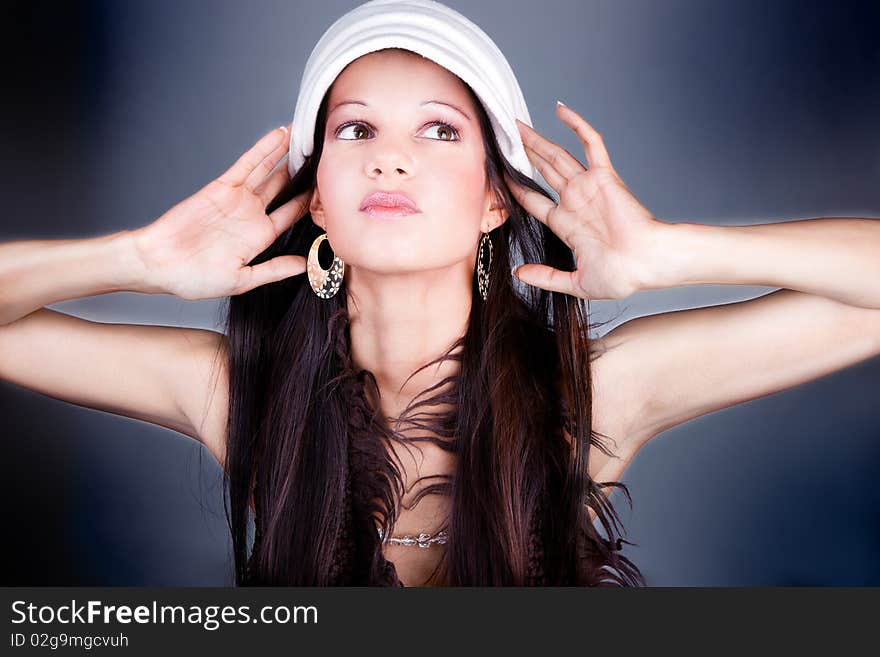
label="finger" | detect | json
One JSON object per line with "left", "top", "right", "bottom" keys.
{"left": 514, "top": 263, "right": 580, "bottom": 297}
{"left": 502, "top": 173, "right": 572, "bottom": 243}
{"left": 520, "top": 140, "right": 567, "bottom": 192}
{"left": 267, "top": 187, "right": 313, "bottom": 237}
{"left": 516, "top": 118, "right": 585, "bottom": 181}
{"left": 555, "top": 103, "right": 614, "bottom": 172}
{"left": 256, "top": 163, "right": 290, "bottom": 206}
{"left": 503, "top": 172, "right": 557, "bottom": 217}
{"left": 217, "top": 126, "right": 289, "bottom": 189}
{"left": 236, "top": 254, "right": 307, "bottom": 294}
{"left": 243, "top": 127, "right": 291, "bottom": 192}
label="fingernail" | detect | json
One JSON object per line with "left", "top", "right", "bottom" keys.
{"left": 279, "top": 125, "right": 289, "bottom": 134}
{"left": 556, "top": 100, "right": 567, "bottom": 107}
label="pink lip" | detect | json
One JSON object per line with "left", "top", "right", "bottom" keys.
{"left": 359, "top": 191, "right": 421, "bottom": 216}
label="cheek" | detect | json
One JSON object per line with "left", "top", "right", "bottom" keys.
{"left": 428, "top": 155, "right": 487, "bottom": 228}
{"left": 315, "top": 158, "right": 365, "bottom": 246}
{"left": 315, "top": 157, "right": 369, "bottom": 253}
{"left": 391, "top": 165, "right": 484, "bottom": 268}
{"left": 315, "top": 157, "right": 355, "bottom": 216}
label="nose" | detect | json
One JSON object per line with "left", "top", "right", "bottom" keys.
{"left": 365, "top": 142, "right": 416, "bottom": 178}
{"left": 369, "top": 164, "right": 409, "bottom": 177}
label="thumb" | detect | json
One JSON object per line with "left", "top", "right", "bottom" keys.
{"left": 238, "top": 255, "right": 307, "bottom": 293}
{"left": 514, "top": 264, "right": 578, "bottom": 296}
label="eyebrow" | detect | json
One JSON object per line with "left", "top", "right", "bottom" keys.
{"left": 327, "top": 99, "right": 472, "bottom": 121}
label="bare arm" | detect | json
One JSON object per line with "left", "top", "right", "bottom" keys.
{"left": 645, "top": 218, "right": 880, "bottom": 310}
{"left": 0, "top": 230, "right": 158, "bottom": 327}
{"left": 506, "top": 107, "right": 880, "bottom": 528}
{"left": 0, "top": 125, "right": 310, "bottom": 475}
{"left": 578, "top": 289, "right": 880, "bottom": 524}
{"left": 0, "top": 310, "right": 229, "bottom": 464}
{"left": 617, "top": 217, "right": 880, "bottom": 440}
{"left": 0, "top": 229, "right": 229, "bottom": 466}
{"left": 602, "top": 288, "right": 880, "bottom": 445}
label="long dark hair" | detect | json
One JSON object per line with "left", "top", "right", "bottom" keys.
{"left": 218, "top": 55, "right": 645, "bottom": 586}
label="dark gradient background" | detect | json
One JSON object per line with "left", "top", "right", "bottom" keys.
{"left": 1, "top": 0, "right": 878, "bottom": 585}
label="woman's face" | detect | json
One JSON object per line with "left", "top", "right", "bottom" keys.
{"left": 310, "top": 48, "right": 504, "bottom": 274}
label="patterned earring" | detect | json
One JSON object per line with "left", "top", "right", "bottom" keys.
{"left": 307, "top": 232, "right": 345, "bottom": 299}
{"left": 477, "top": 231, "right": 493, "bottom": 301}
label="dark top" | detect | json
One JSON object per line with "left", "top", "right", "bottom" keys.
{"left": 243, "top": 307, "right": 630, "bottom": 586}
{"left": 245, "top": 451, "right": 552, "bottom": 587}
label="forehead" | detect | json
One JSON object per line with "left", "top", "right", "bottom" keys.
{"left": 328, "top": 48, "right": 473, "bottom": 107}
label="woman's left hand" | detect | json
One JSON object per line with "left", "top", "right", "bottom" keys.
{"left": 504, "top": 102, "right": 666, "bottom": 300}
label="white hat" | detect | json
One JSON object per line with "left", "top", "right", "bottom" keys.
{"left": 287, "top": 0, "right": 538, "bottom": 182}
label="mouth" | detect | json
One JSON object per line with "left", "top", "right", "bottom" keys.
{"left": 359, "top": 191, "right": 422, "bottom": 219}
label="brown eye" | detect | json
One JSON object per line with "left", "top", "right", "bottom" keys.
{"left": 423, "top": 121, "right": 460, "bottom": 141}
{"left": 335, "top": 122, "right": 371, "bottom": 140}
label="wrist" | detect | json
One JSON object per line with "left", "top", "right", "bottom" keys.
{"left": 640, "top": 220, "right": 753, "bottom": 290}
{"left": 636, "top": 219, "right": 696, "bottom": 291}
{"left": 109, "top": 228, "right": 167, "bottom": 295}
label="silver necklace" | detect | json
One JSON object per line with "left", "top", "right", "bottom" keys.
{"left": 377, "top": 526, "right": 449, "bottom": 548}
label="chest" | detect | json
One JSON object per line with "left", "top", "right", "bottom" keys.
{"left": 379, "top": 437, "right": 454, "bottom": 586}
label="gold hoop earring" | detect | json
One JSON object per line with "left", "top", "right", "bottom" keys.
{"left": 307, "top": 232, "right": 345, "bottom": 299}
{"left": 477, "top": 231, "right": 493, "bottom": 301}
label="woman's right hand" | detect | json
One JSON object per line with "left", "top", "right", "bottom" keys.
{"left": 131, "top": 125, "right": 313, "bottom": 300}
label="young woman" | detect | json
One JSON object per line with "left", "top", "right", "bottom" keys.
{"left": 1, "top": 1, "right": 878, "bottom": 587}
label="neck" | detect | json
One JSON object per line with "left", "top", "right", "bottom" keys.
{"left": 345, "top": 262, "right": 471, "bottom": 413}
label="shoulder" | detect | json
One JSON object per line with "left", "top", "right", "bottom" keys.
{"left": 178, "top": 329, "right": 230, "bottom": 470}
{"left": 589, "top": 321, "right": 657, "bottom": 449}
{"left": 556, "top": 323, "right": 650, "bottom": 488}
